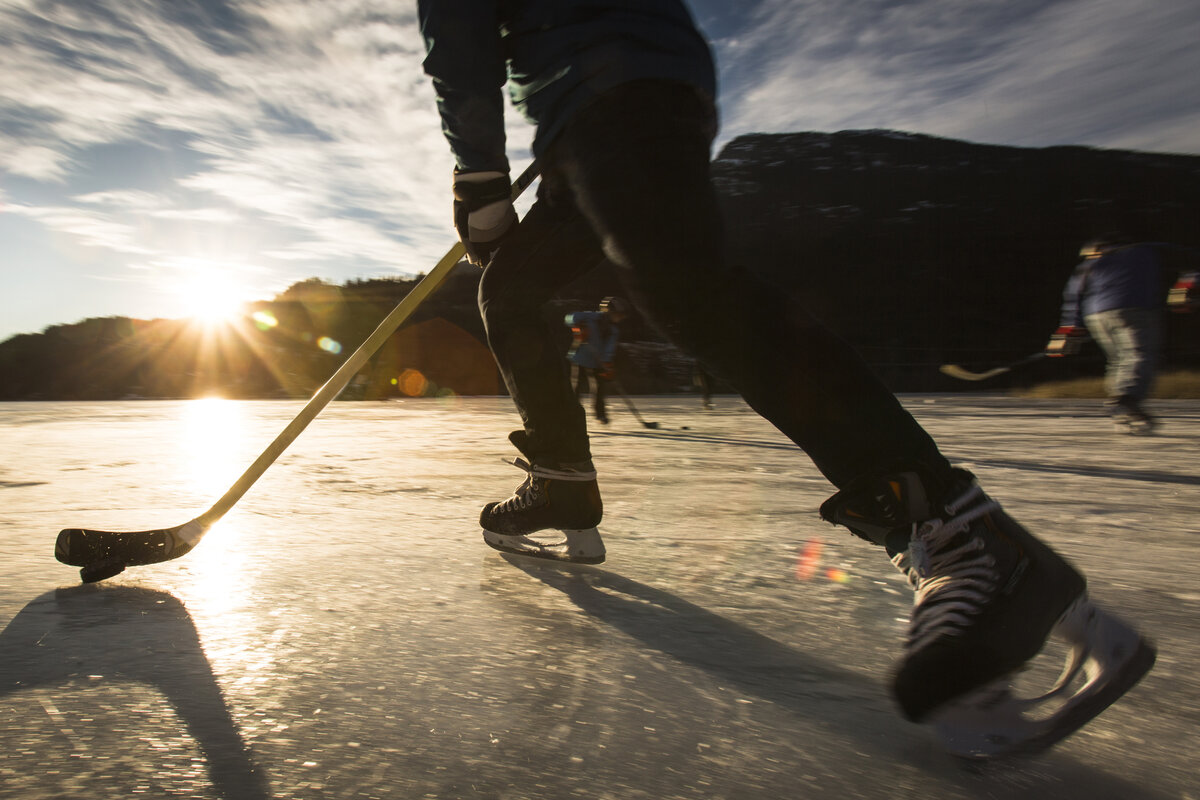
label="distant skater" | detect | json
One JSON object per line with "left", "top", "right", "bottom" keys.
{"left": 418, "top": 0, "right": 1155, "bottom": 757}
{"left": 693, "top": 363, "right": 714, "bottom": 410}
{"left": 1047, "top": 233, "right": 1198, "bottom": 433}
{"left": 565, "top": 296, "right": 628, "bottom": 424}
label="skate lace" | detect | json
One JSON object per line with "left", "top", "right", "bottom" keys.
{"left": 893, "top": 484, "right": 1002, "bottom": 653}
{"left": 493, "top": 457, "right": 597, "bottom": 514}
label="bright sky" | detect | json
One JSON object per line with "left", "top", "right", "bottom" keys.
{"left": 2, "top": 0, "right": 1198, "bottom": 342}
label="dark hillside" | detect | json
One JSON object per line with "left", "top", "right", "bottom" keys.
{"left": 3, "top": 130, "right": 1197, "bottom": 399}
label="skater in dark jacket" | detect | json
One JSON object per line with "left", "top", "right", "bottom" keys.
{"left": 1048, "top": 234, "right": 1196, "bottom": 433}
{"left": 418, "top": 0, "right": 1154, "bottom": 756}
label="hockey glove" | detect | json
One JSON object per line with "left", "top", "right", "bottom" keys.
{"left": 452, "top": 170, "right": 517, "bottom": 267}
{"left": 1045, "top": 326, "right": 1087, "bottom": 357}
{"left": 1168, "top": 273, "right": 1198, "bottom": 313}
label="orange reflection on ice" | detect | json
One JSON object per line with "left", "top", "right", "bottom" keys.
{"left": 796, "top": 538, "right": 823, "bottom": 581}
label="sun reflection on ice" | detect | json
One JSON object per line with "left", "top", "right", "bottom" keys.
{"left": 179, "top": 522, "right": 287, "bottom": 700}
{"left": 175, "top": 398, "right": 253, "bottom": 616}
{"left": 182, "top": 397, "right": 246, "bottom": 497}
{"left": 181, "top": 521, "right": 248, "bottom": 610}
{"left": 163, "top": 400, "right": 302, "bottom": 698}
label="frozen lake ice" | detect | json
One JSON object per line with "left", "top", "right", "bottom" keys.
{"left": 1, "top": 395, "right": 1198, "bottom": 799}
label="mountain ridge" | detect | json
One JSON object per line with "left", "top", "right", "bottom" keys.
{"left": 3, "top": 129, "right": 1197, "bottom": 399}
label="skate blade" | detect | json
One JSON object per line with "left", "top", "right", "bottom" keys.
{"left": 482, "top": 527, "right": 606, "bottom": 565}
{"left": 931, "top": 596, "right": 1156, "bottom": 759}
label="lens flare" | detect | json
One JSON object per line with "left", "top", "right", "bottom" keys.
{"left": 252, "top": 310, "right": 278, "bottom": 329}
{"left": 826, "top": 567, "right": 850, "bottom": 584}
{"left": 796, "top": 538, "right": 823, "bottom": 581}
{"left": 398, "top": 369, "right": 429, "bottom": 396}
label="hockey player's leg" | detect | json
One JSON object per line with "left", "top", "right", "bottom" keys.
{"left": 594, "top": 372, "right": 609, "bottom": 424}
{"left": 1108, "top": 308, "right": 1161, "bottom": 434}
{"left": 476, "top": 192, "right": 610, "bottom": 564}
{"left": 1087, "top": 309, "right": 1159, "bottom": 434}
{"left": 554, "top": 83, "right": 955, "bottom": 490}
{"left": 478, "top": 198, "right": 605, "bottom": 460}
{"left": 821, "top": 466, "right": 1155, "bottom": 757}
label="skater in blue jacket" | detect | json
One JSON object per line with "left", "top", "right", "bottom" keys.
{"left": 418, "top": 0, "right": 1154, "bottom": 757}
{"left": 1048, "top": 233, "right": 1196, "bottom": 433}
{"left": 565, "top": 296, "right": 628, "bottom": 424}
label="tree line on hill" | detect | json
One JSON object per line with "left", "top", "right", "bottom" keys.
{"left": 2, "top": 129, "right": 1197, "bottom": 401}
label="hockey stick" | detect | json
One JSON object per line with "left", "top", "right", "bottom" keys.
{"left": 56, "top": 163, "right": 541, "bottom": 583}
{"left": 612, "top": 378, "right": 659, "bottom": 429}
{"left": 939, "top": 352, "right": 1048, "bottom": 382}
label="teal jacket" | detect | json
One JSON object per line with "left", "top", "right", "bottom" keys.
{"left": 565, "top": 311, "right": 619, "bottom": 369}
{"left": 418, "top": 0, "right": 717, "bottom": 172}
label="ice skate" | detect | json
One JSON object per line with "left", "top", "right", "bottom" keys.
{"left": 929, "top": 595, "right": 1156, "bottom": 758}
{"left": 1109, "top": 399, "right": 1157, "bottom": 435}
{"left": 1112, "top": 409, "right": 1156, "bottom": 435}
{"left": 821, "top": 467, "right": 1154, "bottom": 758}
{"left": 479, "top": 435, "right": 605, "bottom": 564}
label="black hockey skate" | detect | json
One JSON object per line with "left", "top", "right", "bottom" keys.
{"left": 479, "top": 434, "right": 604, "bottom": 564}
{"left": 821, "top": 467, "right": 1155, "bottom": 758}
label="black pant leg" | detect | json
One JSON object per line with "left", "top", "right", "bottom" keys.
{"left": 544, "top": 82, "right": 950, "bottom": 487}
{"left": 478, "top": 190, "right": 607, "bottom": 463}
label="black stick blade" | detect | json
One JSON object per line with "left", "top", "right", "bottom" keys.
{"left": 80, "top": 557, "right": 128, "bottom": 583}
{"left": 939, "top": 364, "right": 1010, "bottom": 381}
{"left": 55, "top": 521, "right": 204, "bottom": 568}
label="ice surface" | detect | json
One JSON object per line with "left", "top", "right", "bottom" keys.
{"left": 1, "top": 396, "right": 1197, "bottom": 799}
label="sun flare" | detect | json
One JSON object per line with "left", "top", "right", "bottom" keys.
{"left": 182, "top": 277, "right": 247, "bottom": 325}
{"left": 166, "top": 258, "right": 257, "bottom": 326}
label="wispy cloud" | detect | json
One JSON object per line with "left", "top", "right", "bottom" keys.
{"left": 6, "top": 202, "right": 156, "bottom": 255}
{"left": 0, "top": 0, "right": 461, "bottom": 304}
{"left": 706, "top": 0, "right": 1200, "bottom": 153}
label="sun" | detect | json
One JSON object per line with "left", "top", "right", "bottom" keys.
{"left": 177, "top": 273, "right": 250, "bottom": 326}
{"left": 188, "top": 284, "right": 245, "bottom": 324}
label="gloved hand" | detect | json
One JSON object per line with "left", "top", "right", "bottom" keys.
{"left": 1168, "top": 273, "right": 1198, "bottom": 312}
{"left": 452, "top": 170, "right": 516, "bottom": 267}
{"left": 1045, "top": 326, "right": 1087, "bottom": 357}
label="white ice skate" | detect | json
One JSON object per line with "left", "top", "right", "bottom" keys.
{"left": 930, "top": 595, "right": 1156, "bottom": 759}
{"left": 479, "top": 452, "right": 606, "bottom": 564}
{"left": 482, "top": 527, "right": 606, "bottom": 564}
{"left": 1114, "top": 416, "right": 1156, "bottom": 435}
{"left": 821, "top": 467, "right": 1156, "bottom": 759}
{"left": 1111, "top": 403, "right": 1157, "bottom": 435}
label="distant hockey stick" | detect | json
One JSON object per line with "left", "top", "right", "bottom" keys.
{"left": 55, "top": 163, "right": 540, "bottom": 583}
{"left": 612, "top": 379, "right": 659, "bottom": 429}
{"left": 939, "top": 352, "right": 1048, "bottom": 382}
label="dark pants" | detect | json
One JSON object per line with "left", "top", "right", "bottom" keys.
{"left": 572, "top": 365, "right": 609, "bottom": 422}
{"left": 478, "top": 81, "right": 949, "bottom": 488}
{"left": 694, "top": 365, "right": 713, "bottom": 408}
